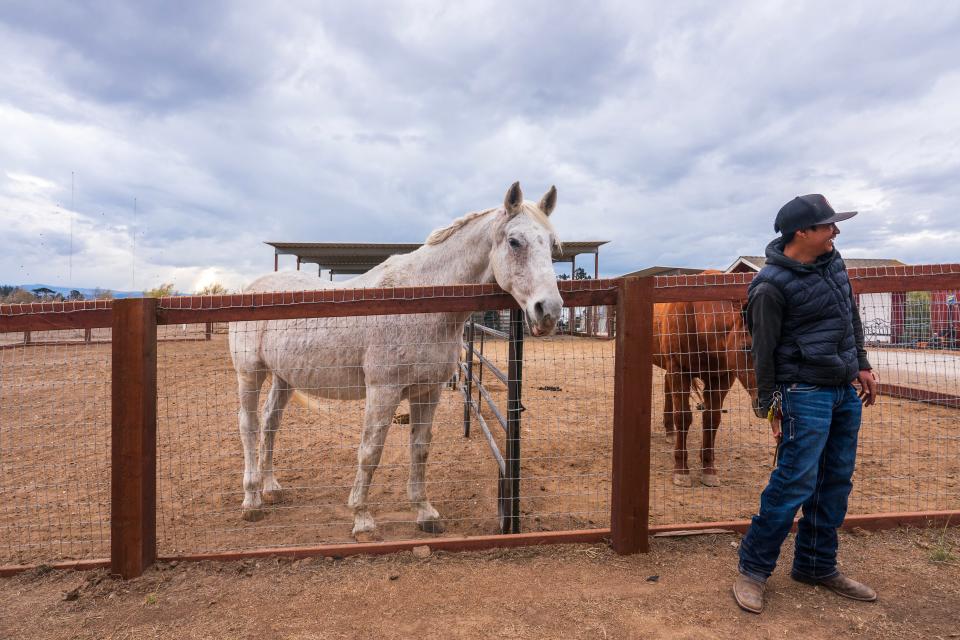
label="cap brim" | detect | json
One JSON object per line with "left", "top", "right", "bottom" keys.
{"left": 821, "top": 210, "right": 858, "bottom": 225}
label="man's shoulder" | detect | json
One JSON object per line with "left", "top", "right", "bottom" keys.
{"left": 750, "top": 264, "right": 789, "bottom": 289}
{"left": 748, "top": 279, "right": 786, "bottom": 304}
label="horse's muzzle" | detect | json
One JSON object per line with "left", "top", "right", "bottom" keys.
{"left": 528, "top": 298, "right": 561, "bottom": 336}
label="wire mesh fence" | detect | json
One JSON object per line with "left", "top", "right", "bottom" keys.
{"left": 153, "top": 302, "right": 614, "bottom": 555}
{"left": 0, "top": 334, "right": 111, "bottom": 565}
{"left": 649, "top": 267, "right": 960, "bottom": 528}
{"left": 1, "top": 268, "right": 957, "bottom": 570}
{"left": 462, "top": 307, "right": 614, "bottom": 536}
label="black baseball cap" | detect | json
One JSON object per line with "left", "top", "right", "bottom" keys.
{"left": 774, "top": 194, "right": 858, "bottom": 234}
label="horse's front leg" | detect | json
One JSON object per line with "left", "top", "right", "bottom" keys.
{"left": 408, "top": 386, "right": 444, "bottom": 533}
{"left": 700, "top": 373, "right": 733, "bottom": 487}
{"left": 347, "top": 385, "right": 402, "bottom": 539}
{"left": 663, "top": 369, "right": 677, "bottom": 442}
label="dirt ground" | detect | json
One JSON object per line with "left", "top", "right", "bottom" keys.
{"left": 1, "top": 332, "right": 958, "bottom": 567}
{"left": 1, "top": 527, "right": 959, "bottom": 640}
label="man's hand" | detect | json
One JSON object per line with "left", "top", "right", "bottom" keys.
{"left": 856, "top": 369, "right": 878, "bottom": 407}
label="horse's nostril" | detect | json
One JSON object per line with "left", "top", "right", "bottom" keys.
{"left": 534, "top": 301, "right": 544, "bottom": 319}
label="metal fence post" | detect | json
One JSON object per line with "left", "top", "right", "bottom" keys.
{"left": 463, "top": 319, "right": 475, "bottom": 437}
{"left": 611, "top": 276, "right": 653, "bottom": 553}
{"left": 111, "top": 297, "right": 158, "bottom": 578}
{"left": 506, "top": 308, "right": 525, "bottom": 534}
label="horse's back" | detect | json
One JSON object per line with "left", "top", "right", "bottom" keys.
{"left": 228, "top": 271, "right": 340, "bottom": 372}
{"left": 654, "top": 299, "right": 744, "bottom": 376}
{"left": 228, "top": 270, "right": 463, "bottom": 399}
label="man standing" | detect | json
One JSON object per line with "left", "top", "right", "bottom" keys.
{"left": 733, "top": 194, "right": 879, "bottom": 614}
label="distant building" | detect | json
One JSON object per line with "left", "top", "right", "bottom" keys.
{"left": 619, "top": 266, "right": 705, "bottom": 278}
{"left": 725, "top": 256, "right": 911, "bottom": 345}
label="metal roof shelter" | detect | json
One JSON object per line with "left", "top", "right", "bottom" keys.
{"left": 267, "top": 241, "right": 610, "bottom": 279}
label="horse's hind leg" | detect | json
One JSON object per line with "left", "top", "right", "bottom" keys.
{"left": 348, "top": 385, "right": 402, "bottom": 538}
{"left": 237, "top": 369, "right": 268, "bottom": 521}
{"left": 408, "top": 386, "right": 444, "bottom": 534}
{"left": 671, "top": 374, "right": 694, "bottom": 487}
{"left": 260, "top": 375, "right": 293, "bottom": 503}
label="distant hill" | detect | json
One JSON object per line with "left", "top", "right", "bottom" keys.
{"left": 8, "top": 284, "right": 142, "bottom": 299}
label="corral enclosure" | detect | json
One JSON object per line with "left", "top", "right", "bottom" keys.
{"left": 1, "top": 269, "right": 959, "bottom": 573}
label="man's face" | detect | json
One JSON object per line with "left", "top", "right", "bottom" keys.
{"left": 797, "top": 222, "right": 839, "bottom": 255}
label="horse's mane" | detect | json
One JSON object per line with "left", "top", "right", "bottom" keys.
{"left": 425, "top": 203, "right": 561, "bottom": 249}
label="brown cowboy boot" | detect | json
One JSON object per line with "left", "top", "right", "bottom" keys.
{"left": 792, "top": 572, "right": 877, "bottom": 602}
{"left": 733, "top": 573, "right": 766, "bottom": 613}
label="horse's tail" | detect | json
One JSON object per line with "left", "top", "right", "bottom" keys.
{"left": 691, "top": 378, "right": 705, "bottom": 410}
{"left": 290, "top": 390, "right": 321, "bottom": 412}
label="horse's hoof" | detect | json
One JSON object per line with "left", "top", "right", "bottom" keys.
{"left": 242, "top": 508, "right": 266, "bottom": 522}
{"left": 672, "top": 473, "right": 693, "bottom": 488}
{"left": 353, "top": 530, "right": 381, "bottom": 543}
{"left": 262, "top": 489, "right": 285, "bottom": 504}
{"left": 701, "top": 472, "right": 721, "bottom": 487}
{"left": 664, "top": 431, "right": 675, "bottom": 443}
{"left": 417, "top": 518, "right": 446, "bottom": 534}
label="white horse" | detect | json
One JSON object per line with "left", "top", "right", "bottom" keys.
{"left": 228, "top": 182, "right": 563, "bottom": 538}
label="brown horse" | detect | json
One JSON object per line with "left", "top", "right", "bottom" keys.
{"left": 654, "top": 282, "right": 757, "bottom": 487}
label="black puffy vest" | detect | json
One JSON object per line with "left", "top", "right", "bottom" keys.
{"left": 749, "top": 247, "right": 860, "bottom": 385}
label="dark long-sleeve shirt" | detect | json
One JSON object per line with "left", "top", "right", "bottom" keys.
{"left": 748, "top": 281, "right": 872, "bottom": 417}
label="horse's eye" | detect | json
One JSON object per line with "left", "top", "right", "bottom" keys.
{"left": 508, "top": 238, "right": 521, "bottom": 249}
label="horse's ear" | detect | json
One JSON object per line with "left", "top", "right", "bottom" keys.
{"left": 504, "top": 181, "right": 523, "bottom": 217}
{"left": 539, "top": 185, "right": 557, "bottom": 216}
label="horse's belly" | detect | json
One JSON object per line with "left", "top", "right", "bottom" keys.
{"left": 256, "top": 315, "right": 462, "bottom": 397}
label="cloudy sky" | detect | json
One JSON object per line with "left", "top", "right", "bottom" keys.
{"left": 1, "top": 1, "right": 958, "bottom": 292}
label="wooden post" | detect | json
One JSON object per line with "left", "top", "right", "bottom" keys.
{"left": 611, "top": 276, "right": 653, "bottom": 554}
{"left": 111, "top": 297, "right": 158, "bottom": 578}
{"left": 274, "top": 253, "right": 278, "bottom": 271}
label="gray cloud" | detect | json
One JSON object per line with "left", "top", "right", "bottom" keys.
{"left": 1, "top": 1, "right": 959, "bottom": 292}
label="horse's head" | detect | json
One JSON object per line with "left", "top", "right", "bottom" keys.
{"left": 490, "top": 182, "right": 564, "bottom": 336}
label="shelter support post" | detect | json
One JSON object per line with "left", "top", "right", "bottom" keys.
{"left": 569, "top": 256, "right": 576, "bottom": 333}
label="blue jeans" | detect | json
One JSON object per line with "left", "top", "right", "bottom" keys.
{"left": 738, "top": 383, "right": 862, "bottom": 582}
